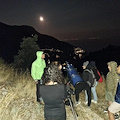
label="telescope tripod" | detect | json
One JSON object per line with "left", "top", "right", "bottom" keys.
{"left": 67, "top": 95, "right": 78, "bottom": 120}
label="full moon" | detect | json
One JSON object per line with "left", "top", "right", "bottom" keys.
{"left": 40, "top": 16, "right": 44, "bottom": 21}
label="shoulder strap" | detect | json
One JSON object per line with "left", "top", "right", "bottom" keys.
{"left": 84, "top": 69, "right": 91, "bottom": 73}
{"left": 90, "top": 69, "right": 95, "bottom": 78}
{"left": 85, "top": 69, "right": 95, "bottom": 79}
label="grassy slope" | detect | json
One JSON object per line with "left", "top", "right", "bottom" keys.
{"left": 0, "top": 64, "right": 108, "bottom": 120}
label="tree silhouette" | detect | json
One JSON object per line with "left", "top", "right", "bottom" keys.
{"left": 14, "top": 34, "right": 40, "bottom": 70}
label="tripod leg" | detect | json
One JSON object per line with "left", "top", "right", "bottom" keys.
{"left": 72, "top": 95, "right": 78, "bottom": 117}
{"left": 68, "top": 97, "right": 77, "bottom": 120}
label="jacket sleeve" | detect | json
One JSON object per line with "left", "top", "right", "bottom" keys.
{"left": 113, "top": 75, "right": 119, "bottom": 96}
{"left": 31, "top": 63, "right": 37, "bottom": 80}
{"left": 38, "top": 60, "right": 46, "bottom": 79}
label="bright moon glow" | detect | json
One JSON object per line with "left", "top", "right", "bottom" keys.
{"left": 40, "top": 16, "right": 44, "bottom": 21}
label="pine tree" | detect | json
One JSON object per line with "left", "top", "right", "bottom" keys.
{"left": 14, "top": 34, "right": 40, "bottom": 70}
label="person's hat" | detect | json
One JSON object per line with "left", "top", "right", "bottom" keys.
{"left": 83, "top": 61, "right": 89, "bottom": 67}
{"left": 90, "top": 61, "right": 96, "bottom": 67}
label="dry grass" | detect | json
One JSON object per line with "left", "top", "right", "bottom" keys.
{"left": 0, "top": 63, "right": 108, "bottom": 120}
{"left": 0, "top": 64, "right": 39, "bottom": 120}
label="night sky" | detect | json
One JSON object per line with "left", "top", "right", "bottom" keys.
{"left": 0, "top": 0, "right": 120, "bottom": 51}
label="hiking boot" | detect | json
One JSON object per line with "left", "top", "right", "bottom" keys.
{"left": 84, "top": 101, "right": 88, "bottom": 105}
{"left": 91, "top": 99, "right": 97, "bottom": 104}
{"left": 114, "top": 113, "right": 119, "bottom": 119}
{"left": 40, "top": 101, "right": 44, "bottom": 105}
{"left": 104, "top": 108, "right": 108, "bottom": 113}
{"left": 74, "top": 101, "right": 81, "bottom": 107}
{"left": 86, "top": 106, "right": 91, "bottom": 110}
{"left": 37, "top": 102, "right": 43, "bottom": 108}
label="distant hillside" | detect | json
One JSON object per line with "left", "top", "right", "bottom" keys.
{"left": 81, "top": 45, "right": 120, "bottom": 75}
{"left": 66, "top": 37, "right": 120, "bottom": 52}
{"left": 0, "top": 22, "right": 74, "bottom": 63}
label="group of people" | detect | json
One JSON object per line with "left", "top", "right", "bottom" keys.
{"left": 74, "top": 60, "right": 100, "bottom": 108}
{"left": 31, "top": 50, "right": 120, "bottom": 120}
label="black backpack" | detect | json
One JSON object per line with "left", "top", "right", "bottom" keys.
{"left": 84, "top": 69, "right": 96, "bottom": 87}
{"left": 92, "top": 68, "right": 100, "bottom": 81}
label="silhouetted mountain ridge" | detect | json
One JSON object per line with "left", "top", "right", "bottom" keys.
{"left": 0, "top": 22, "right": 74, "bottom": 62}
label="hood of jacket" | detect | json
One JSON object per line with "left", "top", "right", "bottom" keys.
{"left": 31, "top": 51, "right": 46, "bottom": 80}
{"left": 36, "top": 51, "right": 44, "bottom": 62}
{"left": 86, "top": 64, "right": 92, "bottom": 70}
{"left": 107, "top": 61, "right": 117, "bottom": 73}
{"left": 106, "top": 61, "right": 119, "bottom": 96}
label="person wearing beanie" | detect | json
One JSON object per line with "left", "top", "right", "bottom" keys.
{"left": 83, "top": 61, "right": 89, "bottom": 68}
{"left": 82, "top": 61, "right": 92, "bottom": 107}
{"left": 85, "top": 61, "right": 100, "bottom": 104}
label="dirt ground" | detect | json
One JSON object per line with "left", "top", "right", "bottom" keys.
{"left": 65, "top": 93, "right": 109, "bottom": 120}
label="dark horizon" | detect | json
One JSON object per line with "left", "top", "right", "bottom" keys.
{"left": 0, "top": 0, "right": 120, "bottom": 51}
{"left": 1, "top": 21, "right": 120, "bottom": 52}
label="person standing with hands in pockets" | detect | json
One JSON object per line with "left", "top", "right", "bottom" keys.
{"left": 31, "top": 51, "right": 46, "bottom": 104}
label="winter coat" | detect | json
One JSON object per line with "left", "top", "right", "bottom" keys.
{"left": 31, "top": 51, "right": 46, "bottom": 80}
{"left": 106, "top": 61, "right": 119, "bottom": 101}
{"left": 82, "top": 64, "right": 92, "bottom": 87}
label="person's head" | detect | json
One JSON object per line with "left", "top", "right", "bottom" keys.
{"left": 82, "top": 61, "right": 89, "bottom": 69}
{"left": 90, "top": 61, "right": 96, "bottom": 68}
{"left": 107, "top": 61, "right": 117, "bottom": 72}
{"left": 42, "top": 64, "right": 64, "bottom": 84}
{"left": 108, "top": 65, "right": 111, "bottom": 72}
{"left": 41, "top": 53, "right": 45, "bottom": 59}
{"left": 51, "top": 61, "right": 62, "bottom": 70}
{"left": 36, "top": 51, "right": 45, "bottom": 59}
{"left": 117, "top": 65, "right": 120, "bottom": 74}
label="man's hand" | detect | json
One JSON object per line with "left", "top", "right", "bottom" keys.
{"left": 35, "top": 80, "right": 38, "bottom": 84}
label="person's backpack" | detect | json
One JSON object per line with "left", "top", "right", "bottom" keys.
{"left": 92, "top": 68, "right": 100, "bottom": 81}
{"left": 84, "top": 69, "right": 96, "bottom": 87}
{"left": 97, "top": 70, "right": 103, "bottom": 82}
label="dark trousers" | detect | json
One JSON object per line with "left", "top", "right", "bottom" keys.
{"left": 84, "top": 85, "right": 91, "bottom": 106}
{"left": 75, "top": 82, "right": 85, "bottom": 102}
{"left": 36, "top": 80, "right": 43, "bottom": 102}
{"left": 75, "top": 82, "right": 91, "bottom": 106}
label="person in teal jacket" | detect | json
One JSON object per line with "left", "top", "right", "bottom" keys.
{"left": 31, "top": 51, "right": 46, "bottom": 103}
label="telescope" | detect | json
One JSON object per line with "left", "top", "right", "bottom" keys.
{"left": 65, "top": 61, "right": 82, "bottom": 120}
{"left": 65, "top": 61, "right": 83, "bottom": 87}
